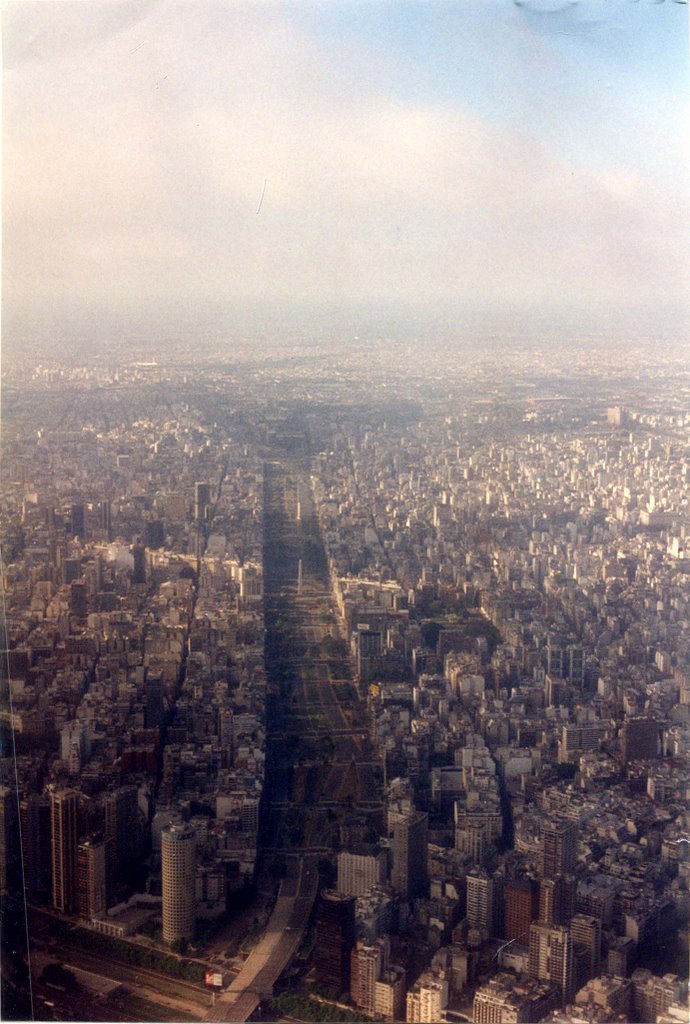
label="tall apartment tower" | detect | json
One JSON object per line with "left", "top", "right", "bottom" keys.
{"left": 161, "top": 824, "right": 196, "bottom": 945}
{"left": 528, "top": 921, "right": 574, "bottom": 1003}
{"left": 350, "top": 939, "right": 388, "bottom": 1016}
{"left": 621, "top": 717, "right": 660, "bottom": 762}
{"left": 194, "top": 482, "right": 211, "bottom": 522}
{"left": 77, "top": 835, "right": 108, "bottom": 919}
{"left": 391, "top": 811, "right": 428, "bottom": 900}
{"left": 69, "top": 503, "right": 85, "bottom": 540}
{"left": 50, "top": 788, "right": 80, "bottom": 913}
{"left": 467, "top": 870, "right": 501, "bottom": 940}
{"left": 504, "top": 878, "right": 539, "bottom": 944}
{"left": 102, "top": 785, "right": 140, "bottom": 887}
{"left": 406, "top": 976, "right": 449, "bottom": 1023}
{"left": 539, "top": 876, "right": 576, "bottom": 926}
{"left": 567, "top": 645, "right": 585, "bottom": 686}
{"left": 98, "top": 500, "right": 112, "bottom": 540}
{"left": 314, "top": 891, "right": 356, "bottom": 994}
{"left": 570, "top": 913, "right": 601, "bottom": 989}
{"left": 20, "top": 794, "right": 52, "bottom": 901}
{"left": 540, "top": 818, "right": 578, "bottom": 879}
{"left": 131, "top": 542, "right": 147, "bottom": 586}
{"left": 0, "top": 785, "right": 20, "bottom": 895}
{"left": 374, "top": 965, "right": 406, "bottom": 1021}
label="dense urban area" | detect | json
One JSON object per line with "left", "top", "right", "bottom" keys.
{"left": 1, "top": 337, "right": 689, "bottom": 1024}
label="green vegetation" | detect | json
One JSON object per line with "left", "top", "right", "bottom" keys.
{"left": 59, "top": 924, "right": 207, "bottom": 984}
{"left": 336, "top": 683, "right": 357, "bottom": 702}
{"left": 321, "top": 635, "right": 348, "bottom": 659}
{"left": 268, "top": 993, "right": 371, "bottom": 1022}
{"left": 240, "top": 924, "right": 263, "bottom": 953}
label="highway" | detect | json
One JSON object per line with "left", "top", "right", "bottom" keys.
{"left": 205, "top": 856, "right": 318, "bottom": 1022}
{"left": 205, "top": 449, "right": 382, "bottom": 1022}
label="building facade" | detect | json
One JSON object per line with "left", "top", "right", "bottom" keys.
{"left": 161, "top": 823, "right": 196, "bottom": 944}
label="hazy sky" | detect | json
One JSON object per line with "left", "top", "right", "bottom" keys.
{"left": 3, "top": 0, "right": 689, "bottom": 344}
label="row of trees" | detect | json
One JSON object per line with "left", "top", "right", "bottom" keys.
{"left": 268, "top": 993, "right": 370, "bottom": 1022}
{"left": 60, "top": 925, "right": 207, "bottom": 984}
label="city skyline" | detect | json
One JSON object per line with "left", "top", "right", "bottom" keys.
{"left": 2, "top": 3, "right": 690, "bottom": 1022}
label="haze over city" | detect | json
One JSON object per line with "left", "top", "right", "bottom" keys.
{"left": 1, "top": 3, "right": 689, "bottom": 1024}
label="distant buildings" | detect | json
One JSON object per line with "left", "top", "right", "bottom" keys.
{"left": 3, "top": 352, "right": 690, "bottom": 1022}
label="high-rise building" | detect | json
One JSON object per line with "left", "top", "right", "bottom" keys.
{"left": 406, "top": 974, "right": 448, "bottom": 1023}
{"left": 467, "top": 870, "right": 497, "bottom": 940}
{"left": 314, "top": 891, "right": 356, "bottom": 994}
{"left": 528, "top": 921, "right": 574, "bottom": 1003}
{"left": 350, "top": 939, "right": 387, "bottom": 1015}
{"left": 391, "top": 811, "right": 428, "bottom": 900}
{"left": 144, "top": 518, "right": 165, "bottom": 549}
{"left": 356, "top": 628, "right": 383, "bottom": 681}
{"left": 621, "top": 717, "right": 660, "bottom": 762}
{"left": 50, "top": 788, "right": 80, "bottom": 913}
{"left": 337, "top": 846, "right": 388, "bottom": 896}
{"left": 576, "top": 877, "right": 617, "bottom": 928}
{"left": 77, "top": 835, "right": 108, "bottom": 919}
{"left": 607, "top": 406, "right": 627, "bottom": 427}
{"left": 194, "top": 482, "right": 211, "bottom": 522}
{"left": 63, "top": 557, "right": 82, "bottom": 584}
{"left": 98, "top": 500, "right": 112, "bottom": 540}
{"left": 473, "top": 973, "right": 560, "bottom": 1024}
{"left": 539, "top": 876, "right": 576, "bottom": 927}
{"left": 145, "top": 671, "right": 164, "bottom": 730}
{"left": 504, "top": 878, "right": 539, "bottom": 944}
{"left": 20, "top": 794, "right": 52, "bottom": 902}
{"left": 607, "top": 935, "right": 635, "bottom": 978}
{"left": 61, "top": 720, "right": 91, "bottom": 775}
{"left": 131, "top": 542, "right": 147, "bottom": 586}
{"left": 69, "top": 503, "right": 85, "bottom": 539}
{"left": 374, "top": 965, "right": 406, "bottom": 1021}
{"left": 540, "top": 818, "right": 578, "bottom": 879}
{"left": 566, "top": 645, "right": 585, "bottom": 686}
{"left": 161, "top": 824, "right": 196, "bottom": 945}
{"left": 102, "top": 785, "right": 140, "bottom": 887}
{"left": 631, "top": 969, "right": 684, "bottom": 1023}
{"left": 546, "top": 640, "right": 565, "bottom": 679}
{"left": 0, "top": 785, "right": 20, "bottom": 894}
{"left": 570, "top": 913, "right": 601, "bottom": 989}
{"left": 69, "top": 579, "right": 88, "bottom": 618}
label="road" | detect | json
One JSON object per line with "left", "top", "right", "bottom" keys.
{"left": 206, "top": 448, "right": 382, "bottom": 1022}
{"left": 205, "top": 856, "right": 318, "bottom": 1022}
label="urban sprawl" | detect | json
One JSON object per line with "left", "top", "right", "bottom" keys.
{"left": 1, "top": 338, "right": 689, "bottom": 1024}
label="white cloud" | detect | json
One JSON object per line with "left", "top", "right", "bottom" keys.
{"left": 3, "top": 1, "right": 688, "bottom": 329}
